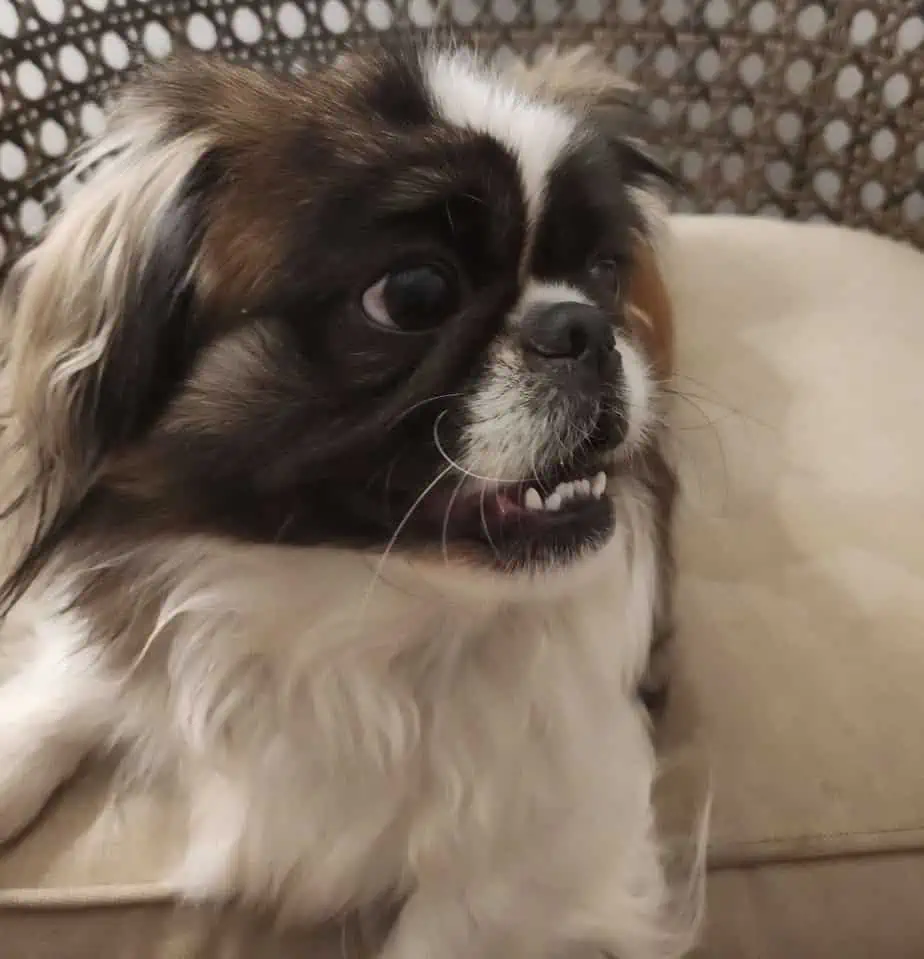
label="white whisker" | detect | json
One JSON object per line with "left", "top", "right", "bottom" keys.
{"left": 390, "top": 391, "right": 466, "bottom": 428}
{"left": 356, "top": 463, "right": 455, "bottom": 623}
{"left": 478, "top": 484, "right": 502, "bottom": 563}
{"left": 441, "top": 472, "right": 468, "bottom": 567}
{"left": 432, "top": 411, "right": 522, "bottom": 486}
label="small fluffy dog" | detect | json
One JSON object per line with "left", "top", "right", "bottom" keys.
{"left": 0, "top": 45, "right": 695, "bottom": 959}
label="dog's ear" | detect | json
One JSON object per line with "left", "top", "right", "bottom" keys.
{"left": 1, "top": 125, "right": 219, "bottom": 483}
{"left": 503, "top": 47, "right": 679, "bottom": 196}
{"left": 88, "top": 151, "right": 218, "bottom": 453}
{"left": 0, "top": 108, "right": 220, "bottom": 609}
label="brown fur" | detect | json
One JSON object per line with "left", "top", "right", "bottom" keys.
{"left": 629, "top": 238, "right": 675, "bottom": 380}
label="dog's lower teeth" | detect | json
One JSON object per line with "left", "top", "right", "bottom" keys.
{"left": 536, "top": 472, "right": 607, "bottom": 510}
{"left": 524, "top": 488, "right": 543, "bottom": 511}
{"left": 592, "top": 471, "right": 607, "bottom": 498}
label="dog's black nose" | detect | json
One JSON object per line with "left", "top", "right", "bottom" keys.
{"left": 520, "top": 302, "right": 615, "bottom": 371}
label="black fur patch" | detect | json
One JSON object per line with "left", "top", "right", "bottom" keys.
{"left": 360, "top": 48, "right": 434, "bottom": 129}
{"left": 580, "top": 88, "right": 681, "bottom": 200}
{"left": 90, "top": 149, "right": 223, "bottom": 452}
{"left": 531, "top": 138, "right": 636, "bottom": 283}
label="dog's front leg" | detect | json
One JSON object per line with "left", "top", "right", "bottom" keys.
{"left": 0, "top": 604, "right": 113, "bottom": 842}
{"left": 378, "top": 809, "right": 674, "bottom": 959}
{"left": 378, "top": 860, "right": 673, "bottom": 959}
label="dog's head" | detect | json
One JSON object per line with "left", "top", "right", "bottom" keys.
{"left": 0, "top": 46, "right": 675, "bottom": 604}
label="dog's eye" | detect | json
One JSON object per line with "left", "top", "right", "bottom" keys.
{"left": 362, "top": 265, "right": 458, "bottom": 332}
{"left": 588, "top": 258, "right": 621, "bottom": 296}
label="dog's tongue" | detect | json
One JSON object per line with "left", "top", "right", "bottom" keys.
{"left": 491, "top": 488, "right": 523, "bottom": 516}
{"left": 422, "top": 482, "right": 523, "bottom": 527}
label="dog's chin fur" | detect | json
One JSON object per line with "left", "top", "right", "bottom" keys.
{"left": 0, "top": 46, "right": 700, "bottom": 959}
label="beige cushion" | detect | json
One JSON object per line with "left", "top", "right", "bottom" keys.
{"left": 660, "top": 216, "right": 924, "bottom": 957}
{"left": 668, "top": 214, "right": 924, "bottom": 851}
{"left": 2, "top": 215, "right": 923, "bottom": 957}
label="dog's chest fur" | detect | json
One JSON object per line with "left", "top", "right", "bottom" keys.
{"left": 34, "top": 478, "right": 660, "bottom": 916}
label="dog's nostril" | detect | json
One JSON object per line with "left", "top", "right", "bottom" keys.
{"left": 520, "top": 302, "right": 614, "bottom": 366}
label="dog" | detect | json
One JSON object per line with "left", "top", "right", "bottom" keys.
{"left": 0, "top": 44, "right": 696, "bottom": 959}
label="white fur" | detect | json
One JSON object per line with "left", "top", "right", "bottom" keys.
{"left": 425, "top": 49, "right": 576, "bottom": 224}
{"left": 0, "top": 477, "right": 685, "bottom": 957}
{"left": 0, "top": 587, "right": 116, "bottom": 841}
{"left": 618, "top": 336, "right": 656, "bottom": 452}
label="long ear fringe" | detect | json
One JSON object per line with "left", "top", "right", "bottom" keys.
{"left": 0, "top": 99, "right": 211, "bottom": 615}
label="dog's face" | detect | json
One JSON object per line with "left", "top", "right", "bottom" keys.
{"left": 0, "top": 47, "right": 674, "bottom": 593}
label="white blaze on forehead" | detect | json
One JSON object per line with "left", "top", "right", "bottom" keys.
{"left": 423, "top": 50, "right": 577, "bottom": 219}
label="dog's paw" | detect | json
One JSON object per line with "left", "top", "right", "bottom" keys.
{"left": 0, "top": 767, "right": 56, "bottom": 843}
{"left": 0, "top": 599, "right": 110, "bottom": 844}
{"left": 0, "top": 738, "right": 85, "bottom": 843}
{"left": 0, "top": 781, "right": 52, "bottom": 844}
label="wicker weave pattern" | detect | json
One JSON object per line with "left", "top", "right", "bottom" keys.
{"left": 1, "top": 0, "right": 921, "bottom": 275}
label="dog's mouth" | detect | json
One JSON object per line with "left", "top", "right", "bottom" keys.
{"left": 415, "top": 455, "right": 616, "bottom": 570}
